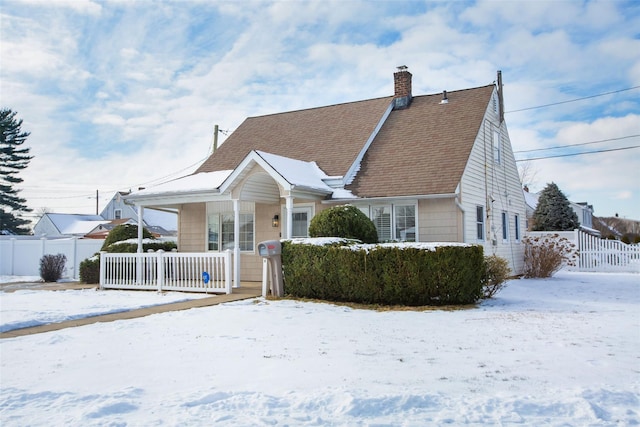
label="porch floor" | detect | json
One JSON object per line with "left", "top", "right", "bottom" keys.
{"left": 0, "top": 281, "right": 262, "bottom": 339}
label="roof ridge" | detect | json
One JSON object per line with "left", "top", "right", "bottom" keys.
{"left": 247, "top": 95, "right": 394, "bottom": 119}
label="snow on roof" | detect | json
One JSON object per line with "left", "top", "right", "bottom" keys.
{"left": 523, "top": 190, "right": 539, "bottom": 209}
{"left": 143, "top": 208, "right": 177, "bottom": 231}
{"left": 46, "top": 214, "right": 108, "bottom": 235}
{"left": 256, "top": 151, "right": 334, "bottom": 193}
{"left": 131, "top": 170, "right": 233, "bottom": 197}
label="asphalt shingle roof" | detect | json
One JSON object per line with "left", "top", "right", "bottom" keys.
{"left": 196, "top": 84, "right": 494, "bottom": 199}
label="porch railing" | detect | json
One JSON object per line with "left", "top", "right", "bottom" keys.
{"left": 100, "top": 250, "right": 232, "bottom": 293}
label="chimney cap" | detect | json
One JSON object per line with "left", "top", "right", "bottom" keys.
{"left": 396, "top": 65, "right": 408, "bottom": 71}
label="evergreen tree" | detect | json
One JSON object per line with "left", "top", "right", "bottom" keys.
{"left": 1, "top": 108, "right": 33, "bottom": 234}
{"left": 532, "top": 182, "right": 580, "bottom": 231}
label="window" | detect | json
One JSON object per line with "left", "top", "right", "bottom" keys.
{"left": 395, "top": 205, "right": 416, "bottom": 242}
{"left": 514, "top": 214, "right": 520, "bottom": 242}
{"left": 366, "top": 204, "right": 416, "bottom": 242}
{"left": 501, "top": 211, "right": 509, "bottom": 241}
{"left": 208, "top": 212, "right": 254, "bottom": 252}
{"left": 476, "top": 206, "right": 485, "bottom": 241}
{"left": 371, "top": 205, "right": 392, "bottom": 242}
{"left": 291, "top": 207, "right": 313, "bottom": 238}
{"left": 493, "top": 130, "right": 501, "bottom": 165}
{"left": 114, "top": 209, "right": 122, "bottom": 220}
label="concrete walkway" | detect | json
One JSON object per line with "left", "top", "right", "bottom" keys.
{"left": 0, "top": 282, "right": 262, "bottom": 339}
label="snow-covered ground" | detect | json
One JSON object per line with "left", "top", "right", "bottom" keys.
{"left": 1, "top": 271, "right": 638, "bottom": 426}
{"left": 0, "top": 287, "right": 211, "bottom": 333}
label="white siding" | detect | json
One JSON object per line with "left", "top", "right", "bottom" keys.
{"left": 33, "top": 215, "right": 61, "bottom": 237}
{"left": 459, "top": 87, "right": 526, "bottom": 275}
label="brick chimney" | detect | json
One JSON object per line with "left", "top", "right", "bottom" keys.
{"left": 393, "top": 65, "right": 412, "bottom": 109}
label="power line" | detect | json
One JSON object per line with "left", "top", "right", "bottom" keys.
{"left": 505, "top": 85, "right": 640, "bottom": 114}
{"left": 516, "top": 145, "right": 640, "bottom": 162}
{"left": 514, "top": 134, "right": 640, "bottom": 154}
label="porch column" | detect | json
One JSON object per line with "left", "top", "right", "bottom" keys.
{"left": 136, "top": 205, "right": 144, "bottom": 285}
{"left": 285, "top": 195, "right": 294, "bottom": 239}
{"left": 233, "top": 199, "right": 240, "bottom": 288}
{"left": 137, "top": 205, "right": 144, "bottom": 253}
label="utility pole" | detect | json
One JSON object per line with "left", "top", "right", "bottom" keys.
{"left": 96, "top": 189, "right": 99, "bottom": 215}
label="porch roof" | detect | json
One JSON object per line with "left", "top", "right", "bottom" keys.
{"left": 125, "top": 150, "right": 345, "bottom": 207}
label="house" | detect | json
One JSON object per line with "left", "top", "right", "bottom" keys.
{"left": 125, "top": 67, "right": 526, "bottom": 285}
{"left": 523, "top": 186, "right": 598, "bottom": 234}
{"left": 101, "top": 191, "right": 177, "bottom": 236}
{"left": 33, "top": 213, "right": 109, "bottom": 238}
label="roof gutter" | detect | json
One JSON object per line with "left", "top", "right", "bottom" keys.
{"left": 324, "top": 192, "right": 458, "bottom": 204}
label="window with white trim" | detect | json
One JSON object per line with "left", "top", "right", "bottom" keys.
{"left": 395, "top": 205, "right": 416, "bottom": 242}
{"left": 114, "top": 209, "right": 122, "bottom": 219}
{"left": 371, "top": 205, "right": 392, "bottom": 242}
{"left": 291, "top": 206, "right": 313, "bottom": 238}
{"left": 514, "top": 214, "right": 521, "bottom": 242}
{"left": 364, "top": 203, "right": 416, "bottom": 242}
{"left": 501, "top": 211, "right": 509, "bottom": 241}
{"left": 207, "top": 202, "right": 255, "bottom": 252}
{"left": 476, "top": 206, "right": 485, "bottom": 241}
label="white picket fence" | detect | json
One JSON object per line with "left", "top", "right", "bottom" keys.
{"left": 527, "top": 230, "right": 640, "bottom": 273}
{"left": 577, "top": 231, "right": 640, "bottom": 273}
{"left": 0, "top": 237, "right": 104, "bottom": 279}
{"left": 100, "top": 250, "right": 232, "bottom": 293}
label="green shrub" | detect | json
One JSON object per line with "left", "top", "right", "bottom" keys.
{"left": 79, "top": 255, "right": 100, "bottom": 284}
{"left": 104, "top": 241, "right": 177, "bottom": 253}
{"left": 40, "top": 253, "right": 67, "bottom": 282}
{"left": 481, "top": 255, "right": 511, "bottom": 298}
{"left": 282, "top": 240, "right": 484, "bottom": 306}
{"left": 308, "top": 205, "right": 378, "bottom": 244}
{"left": 80, "top": 224, "right": 177, "bottom": 284}
{"left": 101, "top": 224, "right": 154, "bottom": 251}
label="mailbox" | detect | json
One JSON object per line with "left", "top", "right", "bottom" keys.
{"left": 258, "top": 240, "right": 281, "bottom": 257}
{"left": 258, "top": 240, "right": 284, "bottom": 297}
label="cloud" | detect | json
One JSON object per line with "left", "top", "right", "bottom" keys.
{"left": 1, "top": 0, "right": 638, "bottom": 219}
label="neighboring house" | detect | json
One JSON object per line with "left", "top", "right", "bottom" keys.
{"left": 101, "top": 191, "right": 177, "bottom": 236}
{"left": 84, "top": 218, "right": 136, "bottom": 239}
{"left": 523, "top": 186, "right": 597, "bottom": 234}
{"left": 125, "top": 67, "right": 526, "bottom": 282}
{"left": 33, "top": 213, "right": 108, "bottom": 238}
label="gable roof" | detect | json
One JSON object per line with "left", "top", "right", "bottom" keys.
{"left": 196, "top": 96, "right": 394, "bottom": 178}
{"left": 196, "top": 85, "right": 494, "bottom": 200}
{"left": 43, "top": 213, "right": 109, "bottom": 235}
{"left": 346, "top": 85, "right": 495, "bottom": 198}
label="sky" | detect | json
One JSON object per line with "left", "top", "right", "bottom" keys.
{"left": 1, "top": 0, "right": 639, "bottom": 223}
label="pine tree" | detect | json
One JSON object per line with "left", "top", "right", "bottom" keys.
{"left": 1, "top": 108, "right": 33, "bottom": 235}
{"left": 532, "top": 182, "right": 580, "bottom": 231}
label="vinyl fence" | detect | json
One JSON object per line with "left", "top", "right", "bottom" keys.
{"left": 0, "top": 237, "right": 104, "bottom": 280}
{"left": 100, "top": 250, "right": 232, "bottom": 293}
{"left": 527, "top": 230, "right": 640, "bottom": 273}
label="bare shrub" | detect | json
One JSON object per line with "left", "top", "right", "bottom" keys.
{"left": 523, "top": 234, "right": 578, "bottom": 278}
{"left": 481, "top": 255, "right": 511, "bottom": 298}
{"left": 40, "top": 253, "right": 67, "bottom": 282}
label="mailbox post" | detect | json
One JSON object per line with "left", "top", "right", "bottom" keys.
{"left": 257, "top": 240, "right": 284, "bottom": 297}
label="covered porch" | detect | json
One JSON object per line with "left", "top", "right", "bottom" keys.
{"left": 100, "top": 150, "right": 341, "bottom": 293}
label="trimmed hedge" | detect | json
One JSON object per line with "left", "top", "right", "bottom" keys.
{"left": 308, "top": 205, "right": 378, "bottom": 244}
{"left": 282, "top": 240, "right": 484, "bottom": 306}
